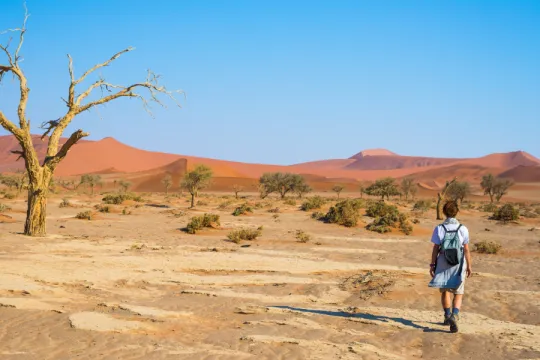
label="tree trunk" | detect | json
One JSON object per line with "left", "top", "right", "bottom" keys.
{"left": 25, "top": 183, "right": 48, "bottom": 236}
{"left": 436, "top": 193, "right": 443, "bottom": 220}
{"left": 190, "top": 193, "right": 195, "bottom": 208}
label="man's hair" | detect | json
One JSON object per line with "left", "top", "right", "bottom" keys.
{"left": 443, "top": 200, "right": 459, "bottom": 218}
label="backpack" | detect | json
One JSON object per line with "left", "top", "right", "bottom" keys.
{"left": 440, "top": 224, "right": 463, "bottom": 266}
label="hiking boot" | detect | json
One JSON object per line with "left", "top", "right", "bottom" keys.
{"left": 448, "top": 314, "right": 459, "bottom": 333}
{"left": 443, "top": 314, "right": 452, "bottom": 325}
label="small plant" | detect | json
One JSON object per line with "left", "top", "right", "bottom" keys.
{"left": 196, "top": 200, "right": 209, "bottom": 206}
{"left": 227, "top": 228, "right": 262, "bottom": 243}
{"left": 272, "top": 214, "right": 280, "bottom": 220}
{"left": 0, "top": 203, "right": 11, "bottom": 212}
{"left": 268, "top": 207, "right": 280, "bottom": 213}
{"left": 301, "top": 196, "right": 326, "bottom": 211}
{"left": 474, "top": 240, "right": 502, "bottom": 254}
{"left": 412, "top": 199, "right": 432, "bottom": 213}
{"left": 325, "top": 199, "right": 364, "bottom": 227}
{"left": 186, "top": 213, "right": 221, "bottom": 234}
{"left": 520, "top": 208, "right": 538, "bottom": 218}
{"left": 492, "top": 204, "right": 519, "bottom": 223}
{"left": 283, "top": 198, "right": 297, "bottom": 206}
{"left": 295, "top": 230, "right": 311, "bottom": 243}
{"left": 97, "top": 205, "right": 111, "bottom": 213}
{"left": 232, "top": 203, "right": 253, "bottom": 216}
{"left": 482, "top": 203, "right": 498, "bottom": 213}
{"left": 218, "top": 200, "right": 234, "bottom": 210}
{"left": 122, "top": 207, "right": 132, "bottom": 215}
{"left": 59, "top": 198, "right": 72, "bottom": 208}
{"left": 76, "top": 210, "right": 94, "bottom": 220}
{"left": 311, "top": 211, "right": 325, "bottom": 220}
{"left": 4, "top": 193, "right": 15, "bottom": 200}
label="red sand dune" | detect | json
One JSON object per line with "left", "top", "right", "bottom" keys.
{"left": 1, "top": 135, "right": 539, "bottom": 189}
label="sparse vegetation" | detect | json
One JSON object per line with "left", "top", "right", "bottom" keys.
{"left": 232, "top": 203, "right": 253, "bottom": 216}
{"left": 295, "top": 230, "right": 311, "bottom": 243}
{"left": 3, "top": 193, "right": 16, "bottom": 200}
{"left": 294, "top": 183, "right": 312, "bottom": 199}
{"left": 232, "top": 184, "right": 243, "bottom": 199}
{"left": 283, "top": 198, "right": 297, "bottom": 206}
{"left": 161, "top": 174, "right": 172, "bottom": 194}
{"left": 218, "top": 200, "right": 234, "bottom": 210}
{"left": 0, "top": 203, "right": 11, "bottom": 212}
{"left": 301, "top": 196, "right": 326, "bottom": 211}
{"left": 196, "top": 200, "right": 209, "bottom": 206}
{"left": 227, "top": 228, "right": 262, "bottom": 243}
{"left": 492, "top": 204, "right": 519, "bottom": 223}
{"left": 118, "top": 180, "right": 131, "bottom": 193}
{"left": 186, "top": 213, "right": 221, "bottom": 234}
{"left": 76, "top": 211, "right": 94, "bottom": 220}
{"left": 474, "top": 240, "right": 502, "bottom": 254}
{"left": 325, "top": 199, "right": 363, "bottom": 227}
{"left": 311, "top": 211, "right": 325, "bottom": 220}
{"left": 481, "top": 174, "right": 514, "bottom": 203}
{"left": 482, "top": 203, "right": 498, "bottom": 213}
{"left": 97, "top": 204, "right": 111, "bottom": 213}
{"left": 413, "top": 199, "right": 432, "bottom": 213}
{"left": 400, "top": 178, "right": 416, "bottom": 200}
{"left": 122, "top": 207, "right": 132, "bottom": 215}
{"left": 182, "top": 165, "right": 213, "bottom": 208}
{"left": 365, "top": 178, "right": 400, "bottom": 200}
{"left": 268, "top": 207, "right": 280, "bottom": 213}
{"left": 446, "top": 181, "right": 471, "bottom": 203}
{"left": 102, "top": 193, "right": 143, "bottom": 205}
{"left": 59, "top": 198, "right": 72, "bottom": 208}
{"left": 79, "top": 174, "right": 102, "bottom": 195}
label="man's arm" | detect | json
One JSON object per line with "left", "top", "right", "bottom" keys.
{"left": 464, "top": 243, "right": 472, "bottom": 277}
{"left": 430, "top": 244, "right": 439, "bottom": 277}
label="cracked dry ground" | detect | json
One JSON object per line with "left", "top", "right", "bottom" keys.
{"left": 0, "top": 195, "right": 539, "bottom": 359}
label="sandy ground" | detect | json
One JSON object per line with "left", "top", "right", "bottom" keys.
{"left": 0, "top": 193, "right": 539, "bottom": 360}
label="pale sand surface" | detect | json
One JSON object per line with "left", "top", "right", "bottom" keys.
{"left": 0, "top": 194, "right": 539, "bottom": 359}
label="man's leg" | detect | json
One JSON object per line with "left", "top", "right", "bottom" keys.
{"left": 452, "top": 294, "right": 463, "bottom": 311}
{"left": 449, "top": 292, "right": 464, "bottom": 333}
{"left": 441, "top": 291, "right": 452, "bottom": 324}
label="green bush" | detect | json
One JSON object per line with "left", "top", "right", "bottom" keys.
{"left": 474, "top": 240, "right": 502, "bottom": 254}
{"left": 325, "top": 199, "right": 363, "bottom": 227}
{"left": 482, "top": 203, "right": 498, "bottom": 213}
{"left": 283, "top": 198, "right": 297, "bottom": 206}
{"left": 365, "top": 202, "right": 412, "bottom": 235}
{"left": 96, "top": 204, "right": 111, "bottom": 213}
{"left": 76, "top": 211, "right": 94, "bottom": 220}
{"left": 232, "top": 203, "right": 253, "bottom": 216}
{"left": 492, "top": 204, "right": 519, "bottom": 222}
{"left": 227, "top": 228, "right": 262, "bottom": 243}
{"left": 186, "top": 213, "right": 221, "bottom": 234}
{"left": 102, "top": 193, "right": 143, "bottom": 205}
{"left": 412, "top": 199, "right": 432, "bottom": 212}
{"left": 0, "top": 203, "right": 11, "bottom": 212}
{"left": 295, "top": 230, "right": 311, "bottom": 243}
{"left": 301, "top": 196, "right": 326, "bottom": 211}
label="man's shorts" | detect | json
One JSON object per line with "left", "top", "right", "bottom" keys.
{"left": 439, "top": 281, "right": 465, "bottom": 295}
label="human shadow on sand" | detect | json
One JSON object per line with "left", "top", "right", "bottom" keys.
{"left": 271, "top": 306, "right": 448, "bottom": 333}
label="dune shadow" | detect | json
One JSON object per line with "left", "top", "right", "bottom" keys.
{"left": 271, "top": 306, "right": 448, "bottom": 333}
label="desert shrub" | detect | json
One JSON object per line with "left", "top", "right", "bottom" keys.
{"left": 492, "top": 204, "right": 519, "bottom": 222}
{"left": 122, "top": 207, "right": 132, "bottom": 215}
{"left": 186, "top": 213, "right": 221, "bottom": 234}
{"left": 102, "top": 193, "right": 143, "bottom": 205}
{"left": 272, "top": 214, "right": 280, "bottom": 220}
{"left": 218, "top": 200, "right": 234, "bottom": 210}
{"left": 232, "top": 203, "right": 253, "bottom": 216}
{"left": 268, "top": 207, "right": 280, "bottom": 213}
{"left": 227, "top": 228, "right": 262, "bottom": 243}
{"left": 252, "top": 202, "right": 265, "bottom": 209}
{"left": 520, "top": 209, "right": 538, "bottom": 218}
{"left": 311, "top": 211, "right": 325, "bottom": 220}
{"left": 94, "top": 204, "right": 111, "bottom": 213}
{"left": 301, "top": 196, "right": 326, "bottom": 211}
{"left": 283, "top": 198, "right": 297, "bottom": 206}
{"left": 59, "top": 198, "right": 71, "bottom": 208}
{"left": 196, "top": 200, "right": 209, "bottom": 206}
{"left": 295, "top": 230, "right": 311, "bottom": 243}
{"left": 474, "top": 240, "right": 502, "bottom": 254}
{"left": 3, "top": 193, "right": 15, "bottom": 200}
{"left": 76, "top": 210, "right": 94, "bottom": 220}
{"left": 535, "top": 206, "right": 540, "bottom": 215}
{"left": 482, "top": 203, "right": 498, "bottom": 213}
{"left": 412, "top": 199, "right": 432, "bottom": 213}
{"left": 325, "top": 199, "right": 363, "bottom": 227}
{"left": 365, "top": 202, "right": 412, "bottom": 235}
{"left": 0, "top": 203, "right": 11, "bottom": 212}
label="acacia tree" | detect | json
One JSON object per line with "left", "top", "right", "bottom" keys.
{"left": 119, "top": 180, "right": 131, "bottom": 193}
{"left": 162, "top": 174, "right": 172, "bottom": 195}
{"left": 400, "top": 178, "right": 415, "bottom": 200}
{"left": 259, "top": 172, "right": 306, "bottom": 199}
{"left": 0, "top": 11, "right": 180, "bottom": 235}
{"left": 365, "top": 177, "right": 400, "bottom": 200}
{"left": 332, "top": 185, "right": 345, "bottom": 199}
{"left": 181, "top": 165, "right": 213, "bottom": 208}
{"left": 294, "top": 182, "right": 312, "bottom": 198}
{"left": 446, "top": 181, "right": 471, "bottom": 204}
{"left": 232, "top": 184, "right": 243, "bottom": 199}
{"left": 79, "top": 174, "right": 102, "bottom": 195}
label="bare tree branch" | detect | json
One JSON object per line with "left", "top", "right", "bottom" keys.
{"left": 40, "top": 119, "right": 60, "bottom": 140}
{"left": 10, "top": 150, "right": 25, "bottom": 161}
{"left": 44, "top": 129, "right": 89, "bottom": 170}
{"left": 73, "top": 47, "right": 133, "bottom": 86}
{"left": 0, "top": 111, "right": 23, "bottom": 140}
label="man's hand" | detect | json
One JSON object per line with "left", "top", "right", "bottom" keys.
{"left": 466, "top": 266, "right": 472, "bottom": 278}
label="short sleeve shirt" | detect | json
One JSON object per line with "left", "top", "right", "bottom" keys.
{"left": 431, "top": 221, "right": 469, "bottom": 247}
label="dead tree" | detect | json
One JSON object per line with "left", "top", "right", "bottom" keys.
{"left": 436, "top": 178, "right": 457, "bottom": 220}
{"left": 0, "top": 9, "right": 181, "bottom": 236}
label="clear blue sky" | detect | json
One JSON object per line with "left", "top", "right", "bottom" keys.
{"left": 1, "top": 0, "right": 539, "bottom": 164}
